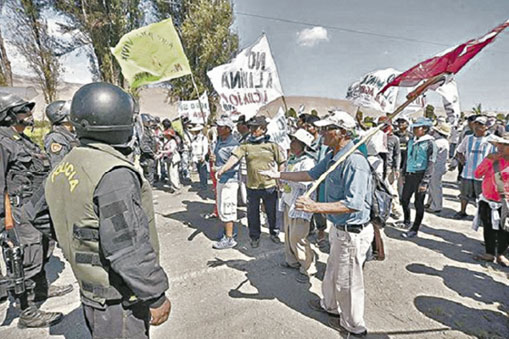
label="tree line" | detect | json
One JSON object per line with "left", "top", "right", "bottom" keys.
{"left": 0, "top": 0, "right": 238, "bottom": 107}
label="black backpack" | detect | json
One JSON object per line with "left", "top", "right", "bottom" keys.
{"left": 368, "top": 161, "right": 393, "bottom": 228}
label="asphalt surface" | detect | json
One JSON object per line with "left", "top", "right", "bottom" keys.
{"left": 1, "top": 171, "right": 508, "bottom": 338}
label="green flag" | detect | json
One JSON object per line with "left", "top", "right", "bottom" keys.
{"left": 111, "top": 18, "right": 191, "bottom": 88}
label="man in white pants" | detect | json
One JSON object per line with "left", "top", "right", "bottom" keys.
{"left": 261, "top": 111, "right": 373, "bottom": 336}
{"left": 426, "top": 123, "right": 451, "bottom": 212}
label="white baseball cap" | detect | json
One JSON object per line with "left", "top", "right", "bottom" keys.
{"left": 314, "top": 110, "right": 357, "bottom": 130}
{"left": 290, "top": 128, "right": 314, "bottom": 148}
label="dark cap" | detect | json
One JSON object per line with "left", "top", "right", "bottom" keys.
{"left": 247, "top": 115, "right": 269, "bottom": 127}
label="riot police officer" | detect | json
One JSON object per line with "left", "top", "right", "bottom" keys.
{"left": 44, "top": 100, "right": 79, "bottom": 168}
{"left": 45, "top": 82, "right": 171, "bottom": 338}
{"left": 0, "top": 92, "right": 72, "bottom": 328}
{"left": 139, "top": 113, "right": 157, "bottom": 185}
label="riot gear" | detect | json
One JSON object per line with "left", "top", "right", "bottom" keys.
{"left": 70, "top": 83, "right": 135, "bottom": 145}
{"left": 45, "top": 100, "right": 70, "bottom": 125}
{"left": 0, "top": 92, "right": 35, "bottom": 126}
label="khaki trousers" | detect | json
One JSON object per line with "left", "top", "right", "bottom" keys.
{"left": 283, "top": 205, "right": 315, "bottom": 275}
{"left": 320, "top": 222, "right": 374, "bottom": 334}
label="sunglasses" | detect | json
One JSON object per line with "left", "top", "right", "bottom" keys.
{"left": 320, "top": 125, "right": 340, "bottom": 132}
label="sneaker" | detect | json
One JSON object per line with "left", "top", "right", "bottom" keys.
{"left": 270, "top": 234, "right": 282, "bottom": 244}
{"left": 250, "top": 238, "right": 260, "bottom": 248}
{"left": 203, "top": 213, "right": 217, "bottom": 220}
{"left": 396, "top": 221, "right": 411, "bottom": 229}
{"left": 308, "top": 299, "right": 340, "bottom": 317}
{"left": 453, "top": 211, "right": 468, "bottom": 219}
{"left": 425, "top": 208, "right": 441, "bottom": 213}
{"left": 390, "top": 211, "right": 402, "bottom": 219}
{"left": 18, "top": 306, "right": 63, "bottom": 328}
{"left": 213, "top": 236, "right": 237, "bottom": 250}
{"left": 401, "top": 230, "right": 418, "bottom": 239}
{"left": 328, "top": 317, "right": 367, "bottom": 337}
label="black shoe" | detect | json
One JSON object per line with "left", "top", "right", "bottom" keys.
{"left": 453, "top": 211, "right": 468, "bottom": 219}
{"left": 328, "top": 317, "right": 367, "bottom": 337}
{"left": 18, "top": 306, "right": 63, "bottom": 328}
{"left": 250, "top": 238, "right": 260, "bottom": 248}
{"left": 401, "top": 230, "right": 418, "bottom": 239}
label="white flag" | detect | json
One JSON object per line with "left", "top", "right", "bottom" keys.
{"left": 207, "top": 34, "right": 284, "bottom": 121}
{"left": 435, "top": 80, "right": 461, "bottom": 126}
{"left": 346, "top": 68, "right": 400, "bottom": 113}
{"left": 267, "top": 107, "right": 291, "bottom": 150}
{"left": 178, "top": 91, "right": 210, "bottom": 124}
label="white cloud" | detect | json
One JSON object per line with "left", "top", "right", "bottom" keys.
{"left": 296, "top": 26, "right": 329, "bottom": 47}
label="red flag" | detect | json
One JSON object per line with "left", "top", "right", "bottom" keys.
{"left": 380, "top": 20, "right": 509, "bottom": 93}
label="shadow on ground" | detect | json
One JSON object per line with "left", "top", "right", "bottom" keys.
{"left": 50, "top": 306, "right": 90, "bottom": 339}
{"left": 385, "top": 225, "right": 483, "bottom": 264}
{"left": 415, "top": 296, "right": 509, "bottom": 338}
{"left": 165, "top": 199, "right": 331, "bottom": 329}
{"left": 406, "top": 263, "right": 509, "bottom": 306}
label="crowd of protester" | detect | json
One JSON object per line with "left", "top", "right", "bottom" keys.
{"left": 136, "top": 107, "right": 509, "bottom": 337}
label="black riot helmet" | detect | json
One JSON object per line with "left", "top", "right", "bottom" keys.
{"left": 70, "top": 82, "right": 135, "bottom": 145}
{"left": 0, "top": 92, "right": 35, "bottom": 126}
{"left": 45, "top": 100, "right": 70, "bottom": 125}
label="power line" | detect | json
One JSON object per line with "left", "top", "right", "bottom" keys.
{"left": 235, "top": 11, "right": 509, "bottom": 54}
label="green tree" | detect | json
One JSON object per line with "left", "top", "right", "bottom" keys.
{"left": 472, "top": 103, "right": 482, "bottom": 115}
{"left": 7, "top": 0, "right": 61, "bottom": 103}
{"left": 52, "top": 0, "right": 145, "bottom": 86}
{"left": 167, "top": 0, "right": 238, "bottom": 105}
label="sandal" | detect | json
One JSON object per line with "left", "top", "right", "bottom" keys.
{"left": 497, "top": 255, "right": 509, "bottom": 267}
{"left": 473, "top": 254, "right": 495, "bottom": 262}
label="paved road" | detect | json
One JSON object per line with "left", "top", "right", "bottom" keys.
{"left": 1, "top": 172, "right": 508, "bottom": 338}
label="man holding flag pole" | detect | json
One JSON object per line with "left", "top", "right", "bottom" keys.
{"left": 259, "top": 19, "right": 509, "bottom": 336}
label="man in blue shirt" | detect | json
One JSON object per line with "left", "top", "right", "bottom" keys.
{"left": 211, "top": 116, "right": 240, "bottom": 249}
{"left": 260, "top": 111, "right": 373, "bottom": 337}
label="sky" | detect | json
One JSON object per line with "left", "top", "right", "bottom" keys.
{"left": 230, "top": 0, "right": 509, "bottom": 111}
{"left": 4, "top": 0, "right": 509, "bottom": 111}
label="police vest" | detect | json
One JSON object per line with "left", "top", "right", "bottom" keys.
{"left": 45, "top": 142, "right": 159, "bottom": 305}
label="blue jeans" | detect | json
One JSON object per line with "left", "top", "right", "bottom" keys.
{"left": 197, "top": 161, "right": 208, "bottom": 189}
{"left": 247, "top": 187, "right": 278, "bottom": 240}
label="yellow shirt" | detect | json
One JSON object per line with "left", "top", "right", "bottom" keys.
{"left": 233, "top": 141, "right": 285, "bottom": 189}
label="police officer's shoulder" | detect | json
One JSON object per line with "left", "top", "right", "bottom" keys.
{"left": 0, "top": 126, "right": 19, "bottom": 141}
{"left": 44, "top": 132, "right": 68, "bottom": 153}
{"left": 97, "top": 166, "right": 143, "bottom": 194}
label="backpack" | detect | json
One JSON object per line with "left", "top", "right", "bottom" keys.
{"left": 367, "top": 160, "right": 393, "bottom": 261}
{"left": 368, "top": 162, "right": 393, "bottom": 228}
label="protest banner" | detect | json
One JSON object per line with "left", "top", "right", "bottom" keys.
{"left": 346, "top": 68, "right": 400, "bottom": 113}
{"left": 267, "top": 107, "right": 290, "bottom": 150}
{"left": 381, "top": 20, "right": 509, "bottom": 93}
{"left": 111, "top": 18, "right": 191, "bottom": 88}
{"left": 207, "top": 34, "right": 284, "bottom": 121}
{"left": 178, "top": 92, "right": 210, "bottom": 124}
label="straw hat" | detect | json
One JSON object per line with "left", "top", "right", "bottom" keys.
{"left": 433, "top": 123, "right": 452, "bottom": 137}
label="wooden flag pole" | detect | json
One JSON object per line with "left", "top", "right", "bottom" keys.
{"left": 302, "top": 74, "right": 447, "bottom": 198}
{"left": 189, "top": 72, "right": 208, "bottom": 125}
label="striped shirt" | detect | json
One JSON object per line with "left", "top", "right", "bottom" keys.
{"left": 457, "top": 135, "right": 496, "bottom": 180}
